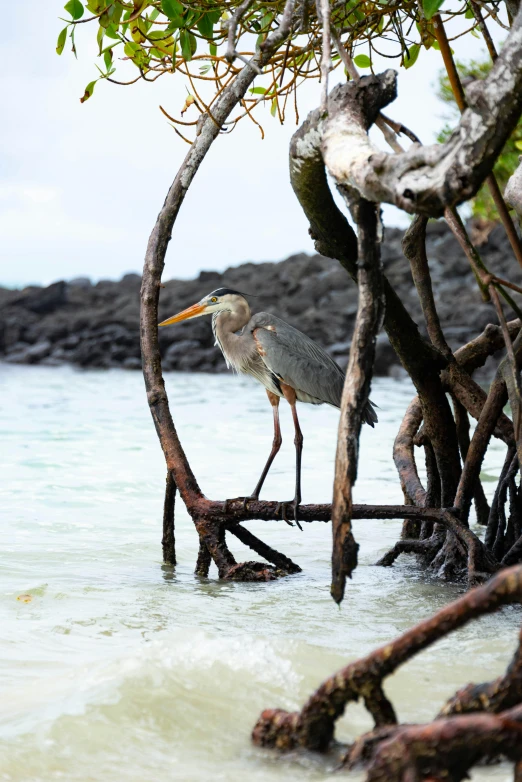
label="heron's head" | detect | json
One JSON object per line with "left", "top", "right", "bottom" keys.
{"left": 159, "top": 288, "right": 251, "bottom": 326}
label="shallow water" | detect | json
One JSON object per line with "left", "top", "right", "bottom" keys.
{"left": 0, "top": 365, "right": 518, "bottom": 781}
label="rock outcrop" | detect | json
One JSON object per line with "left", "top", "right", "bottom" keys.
{"left": 1, "top": 222, "right": 519, "bottom": 376}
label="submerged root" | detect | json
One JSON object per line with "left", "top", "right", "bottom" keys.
{"left": 224, "top": 561, "right": 289, "bottom": 581}
{"left": 193, "top": 515, "right": 300, "bottom": 581}
{"left": 363, "top": 706, "right": 522, "bottom": 782}
{"left": 252, "top": 565, "right": 522, "bottom": 780}
{"left": 375, "top": 537, "right": 440, "bottom": 568}
{"left": 376, "top": 512, "right": 497, "bottom": 586}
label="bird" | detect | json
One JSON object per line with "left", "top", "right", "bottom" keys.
{"left": 159, "top": 287, "right": 377, "bottom": 527}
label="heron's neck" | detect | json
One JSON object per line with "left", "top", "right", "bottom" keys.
{"left": 212, "top": 301, "right": 251, "bottom": 367}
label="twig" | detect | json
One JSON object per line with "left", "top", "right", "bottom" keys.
{"left": 432, "top": 12, "right": 522, "bottom": 269}
{"left": 316, "top": 0, "right": 332, "bottom": 112}
{"left": 331, "top": 29, "right": 406, "bottom": 153}
{"left": 225, "top": 0, "right": 255, "bottom": 64}
{"left": 470, "top": 0, "right": 498, "bottom": 61}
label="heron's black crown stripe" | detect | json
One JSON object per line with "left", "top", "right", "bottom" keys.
{"left": 208, "top": 287, "right": 255, "bottom": 298}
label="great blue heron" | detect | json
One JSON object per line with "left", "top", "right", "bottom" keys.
{"left": 159, "top": 288, "right": 377, "bottom": 526}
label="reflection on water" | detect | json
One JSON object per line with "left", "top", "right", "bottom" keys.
{"left": 0, "top": 365, "right": 517, "bottom": 781}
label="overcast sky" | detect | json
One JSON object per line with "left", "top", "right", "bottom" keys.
{"left": 0, "top": 3, "right": 508, "bottom": 287}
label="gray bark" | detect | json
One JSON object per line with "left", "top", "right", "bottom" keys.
{"left": 505, "top": 156, "right": 522, "bottom": 224}
{"left": 321, "top": 10, "right": 522, "bottom": 215}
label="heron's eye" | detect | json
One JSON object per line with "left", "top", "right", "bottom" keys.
{"left": 211, "top": 297, "right": 217, "bottom": 303}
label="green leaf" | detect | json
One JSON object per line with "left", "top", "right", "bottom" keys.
{"left": 130, "top": 17, "right": 147, "bottom": 42}
{"left": 465, "top": 3, "right": 474, "bottom": 18}
{"left": 249, "top": 86, "right": 267, "bottom": 94}
{"left": 103, "top": 49, "right": 113, "bottom": 70}
{"left": 432, "top": 39, "right": 440, "bottom": 50}
{"left": 70, "top": 25, "right": 77, "bottom": 57}
{"left": 64, "top": 0, "right": 84, "bottom": 19}
{"left": 56, "top": 26, "right": 68, "bottom": 55}
{"left": 80, "top": 80, "right": 96, "bottom": 102}
{"left": 166, "top": 16, "right": 184, "bottom": 30}
{"left": 162, "top": 0, "right": 183, "bottom": 19}
{"left": 515, "top": 140, "right": 522, "bottom": 151}
{"left": 149, "top": 8, "right": 160, "bottom": 21}
{"left": 180, "top": 29, "right": 196, "bottom": 61}
{"left": 270, "top": 98, "right": 277, "bottom": 117}
{"left": 404, "top": 43, "right": 420, "bottom": 69}
{"left": 180, "top": 30, "right": 190, "bottom": 60}
{"left": 124, "top": 41, "right": 141, "bottom": 57}
{"left": 209, "top": 42, "right": 217, "bottom": 56}
{"left": 353, "top": 54, "right": 371, "bottom": 68}
{"left": 422, "top": 0, "right": 444, "bottom": 20}
{"left": 471, "top": 27, "right": 480, "bottom": 38}
{"left": 96, "top": 24, "right": 105, "bottom": 51}
{"left": 148, "top": 30, "right": 171, "bottom": 40}
{"left": 104, "top": 22, "right": 120, "bottom": 39}
{"left": 197, "top": 13, "right": 213, "bottom": 38}
{"left": 349, "top": 8, "right": 364, "bottom": 22}
{"left": 152, "top": 34, "right": 174, "bottom": 56}
{"left": 110, "top": 3, "right": 124, "bottom": 26}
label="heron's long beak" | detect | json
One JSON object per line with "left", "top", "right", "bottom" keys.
{"left": 158, "top": 302, "right": 206, "bottom": 326}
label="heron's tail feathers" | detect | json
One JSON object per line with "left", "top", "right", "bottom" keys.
{"left": 363, "top": 399, "right": 379, "bottom": 428}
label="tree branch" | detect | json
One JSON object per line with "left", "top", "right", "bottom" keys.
{"left": 321, "top": 12, "right": 522, "bottom": 215}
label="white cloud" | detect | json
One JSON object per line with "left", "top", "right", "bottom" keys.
{"left": 0, "top": 183, "right": 120, "bottom": 243}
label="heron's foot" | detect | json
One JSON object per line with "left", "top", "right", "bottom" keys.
{"left": 275, "top": 500, "right": 303, "bottom": 531}
{"left": 223, "top": 495, "right": 258, "bottom": 514}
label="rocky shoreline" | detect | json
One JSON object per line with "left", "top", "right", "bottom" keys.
{"left": 1, "top": 221, "right": 520, "bottom": 377}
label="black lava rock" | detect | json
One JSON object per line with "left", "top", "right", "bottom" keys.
{"left": 0, "top": 221, "right": 519, "bottom": 376}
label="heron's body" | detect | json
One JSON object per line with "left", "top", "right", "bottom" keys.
{"left": 214, "top": 309, "right": 342, "bottom": 407}
{"left": 159, "top": 287, "right": 377, "bottom": 524}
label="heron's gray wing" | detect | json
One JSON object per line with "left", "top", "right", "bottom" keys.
{"left": 250, "top": 313, "right": 378, "bottom": 425}
{"left": 249, "top": 313, "right": 344, "bottom": 407}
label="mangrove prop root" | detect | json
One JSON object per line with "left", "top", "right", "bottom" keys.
{"left": 252, "top": 565, "right": 522, "bottom": 767}
{"left": 195, "top": 540, "right": 212, "bottom": 577}
{"left": 227, "top": 523, "right": 301, "bottom": 574}
{"left": 162, "top": 470, "right": 176, "bottom": 566}
{"left": 139, "top": 0, "right": 301, "bottom": 581}
{"left": 375, "top": 537, "right": 440, "bottom": 568}
{"left": 362, "top": 705, "right": 522, "bottom": 782}
{"left": 439, "top": 624, "right": 522, "bottom": 718}
{"left": 331, "top": 195, "right": 385, "bottom": 604}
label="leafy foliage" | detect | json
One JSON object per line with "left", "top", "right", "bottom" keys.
{"left": 55, "top": 0, "right": 504, "bottom": 138}
{"left": 437, "top": 58, "right": 522, "bottom": 221}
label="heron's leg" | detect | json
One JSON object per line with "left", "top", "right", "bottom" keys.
{"left": 290, "top": 402, "right": 303, "bottom": 508}
{"left": 250, "top": 390, "right": 282, "bottom": 500}
{"left": 279, "top": 384, "right": 304, "bottom": 531}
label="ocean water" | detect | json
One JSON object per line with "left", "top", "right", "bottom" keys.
{"left": 0, "top": 364, "right": 518, "bottom": 782}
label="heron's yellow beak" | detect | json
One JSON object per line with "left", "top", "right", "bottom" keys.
{"left": 158, "top": 302, "right": 206, "bottom": 326}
